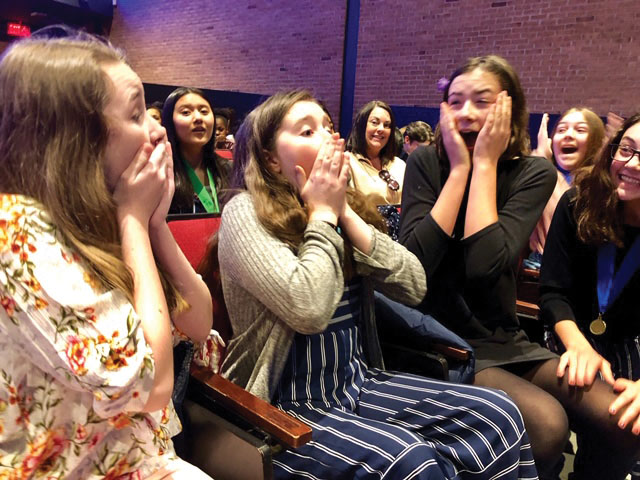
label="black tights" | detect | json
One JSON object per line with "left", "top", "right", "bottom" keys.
{"left": 474, "top": 359, "right": 640, "bottom": 479}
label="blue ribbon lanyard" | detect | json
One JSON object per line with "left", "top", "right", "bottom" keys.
{"left": 594, "top": 237, "right": 640, "bottom": 335}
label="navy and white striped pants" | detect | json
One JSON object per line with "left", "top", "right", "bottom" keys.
{"left": 588, "top": 336, "right": 640, "bottom": 479}
{"left": 273, "top": 318, "right": 538, "bottom": 479}
{"left": 275, "top": 370, "right": 538, "bottom": 479}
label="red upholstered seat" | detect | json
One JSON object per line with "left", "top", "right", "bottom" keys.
{"left": 167, "top": 213, "right": 221, "bottom": 270}
{"left": 215, "top": 149, "right": 233, "bottom": 160}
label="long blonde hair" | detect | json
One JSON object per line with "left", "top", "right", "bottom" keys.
{"left": 0, "top": 33, "right": 182, "bottom": 311}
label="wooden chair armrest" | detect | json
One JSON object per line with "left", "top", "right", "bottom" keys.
{"left": 431, "top": 343, "right": 471, "bottom": 362}
{"left": 190, "top": 365, "right": 312, "bottom": 449}
{"left": 516, "top": 299, "right": 540, "bottom": 317}
{"left": 521, "top": 268, "right": 540, "bottom": 280}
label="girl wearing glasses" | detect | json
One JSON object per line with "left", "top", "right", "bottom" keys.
{"left": 400, "top": 55, "right": 640, "bottom": 478}
{"left": 540, "top": 113, "right": 640, "bottom": 478}
{"left": 346, "top": 100, "right": 405, "bottom": 205}
{"left": 213, "top": 90, "right": 539, "bottom": 479}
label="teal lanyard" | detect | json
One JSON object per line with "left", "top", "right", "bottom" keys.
{"left": 182, "top": 159, "right": 220, "bottom": 213}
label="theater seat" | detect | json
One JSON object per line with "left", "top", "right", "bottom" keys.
{"left": 167, "top": 213, "right": 312, "bottom": 480}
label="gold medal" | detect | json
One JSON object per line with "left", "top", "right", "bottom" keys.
{"left": 589, "top": 314, "right": 606, "bottom": 336}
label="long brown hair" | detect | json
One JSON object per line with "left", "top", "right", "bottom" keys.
{"left": 435, "top": 55, "right": 530, "bottom": 169}
{"left": 574, "top": 113, "right": 640, "bottom": 247}
{"left": 0, "top": 33, "right": 183, "bottom": 311}
{"left": 229, "top": 90, "right": 385, "bottom": 248}
{"left": 200, "top": 90, "right": 386, "bottom": 299}
{"left": 551, "top": 107, "right": 605, "bottom": 171}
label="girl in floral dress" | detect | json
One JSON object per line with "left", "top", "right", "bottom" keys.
{"left": 0, "top": 32, "right": 213, "bottom": 479}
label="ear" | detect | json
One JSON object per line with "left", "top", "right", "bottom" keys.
{"left": 404, "top": 135, "right": 410, "bottom": 144}
{"left": 264, "top": 150, "right": 281, "bottom": 173}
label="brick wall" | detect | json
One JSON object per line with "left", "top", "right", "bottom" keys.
{"left": 109, "top": 0, "right": 346, "bottom": 126}
{"left": 110, "top": 0, "right": 640, "bottom": 127}
{"left": 354, "top": 0, "right": 640, "bottom": 118}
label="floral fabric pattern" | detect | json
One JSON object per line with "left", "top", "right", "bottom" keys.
{"left": 0, "top": 195, "right": 179, "bottom": 479}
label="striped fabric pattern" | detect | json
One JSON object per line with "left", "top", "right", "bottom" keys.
{"left": 273, "top": 282, "right": 538, "bottom": 479}
{"left": 599, "top": 336, "right": 640, "bottom": 479}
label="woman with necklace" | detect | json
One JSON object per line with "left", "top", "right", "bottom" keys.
{"left": 346, "top": 100, "right": 405, "bottom": 206}
{"left": 162, "top": 87, "right": 231, "bottom": 214}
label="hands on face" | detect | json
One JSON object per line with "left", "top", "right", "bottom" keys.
{"left": 295, "top": 133, "right": 349, "bottom": 226}
{"left": 113, "top": 140, "right": 172, "bottom": 226}
{"left": 472, "top": 91, "right": 512, "bottom": 167}
{"left": 439, "top": 101, "right": 471, "bottom": 171}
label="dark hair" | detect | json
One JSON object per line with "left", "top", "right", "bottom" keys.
{"left": 404, "top": 121, "right": 434, "bottom": 144}
{"left": 162, "top": 87, "right": 228, "bottom": 210}
{"left": 214, "top": 107, "right": 233, "bottom": 127}
{"left": 394, "top": 128, "right": 404, "bottom": 157}
{"left": 435, "top": 55, "right": 530, "bottom": 166}
{"left": 147, "top": 100, "right": 163, "bottom": 111}
{"left": 574, "top": 113, "right": 640, "bottom": 246}
{"left": 550, "top": 107, "right": 605, "bottom": 171}
{"left": 346, "top": 100, "right": 397, "bottom": 167}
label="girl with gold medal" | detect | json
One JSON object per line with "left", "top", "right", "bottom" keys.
{"left": 540, "top": 113, "right": 640, "bottom": 479}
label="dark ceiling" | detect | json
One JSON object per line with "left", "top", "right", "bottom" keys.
{"left": 0, "top": 0, "right": 113, "bottom": 42}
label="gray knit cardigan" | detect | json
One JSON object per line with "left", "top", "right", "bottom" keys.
{"left": 218, "top": 192, "right": 427, "bottom": 401}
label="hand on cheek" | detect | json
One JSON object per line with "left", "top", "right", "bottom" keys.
{"left": 473, "top": 91, "right": 512, "bottom": 167}
{"left": 114, "top": 142, "right": 169, "bottom": 226}
{"left": 440, "top": 102, "right": 471, "bottom": 171}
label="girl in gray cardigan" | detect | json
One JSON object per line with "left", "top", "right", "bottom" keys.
{"left": 216, "top": 90, "right": 538, "bottom": 479}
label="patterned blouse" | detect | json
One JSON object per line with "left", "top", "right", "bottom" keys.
{"left": 0, "top": 194, "right": 180, "bottom": 479}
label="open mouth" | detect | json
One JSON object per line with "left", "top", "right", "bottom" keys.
{"left": 561, "top": 145, "right": 578, "bottom": 154}
{"left": 620, "top": 174, "right": 640, "bottom": 185}
{"left": 460, "top": 131, "right": 478, "bottom": 151}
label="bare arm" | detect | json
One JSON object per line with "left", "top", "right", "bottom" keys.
{"left": 149, "top": 141, "right": 212, "bottom": 343}
{"left": 115, "top": 142, "right": 174, "bottom": 413}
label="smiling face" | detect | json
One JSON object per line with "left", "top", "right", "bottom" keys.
{"left": 172, "top": 93, "right": 214, "bottom": 149}
{"left": 610, "top": 121, "right": 640, "bottom": 204}
{"left": 270, "top": 100, "right": 332, "bottom": 186}
{"left": 365, "top": 106, "right": 392, "bottom": 158}
{"left": 552, "top": 111, "right": 590, "bottom": 172}
{"left": 102, "top": 62, "right": 151, "bottom": 191}
{"left": 447, "top": 68, "right": 502, "bottom": 151}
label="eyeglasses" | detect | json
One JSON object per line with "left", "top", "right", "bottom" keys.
{"left": 379, "top": 169, "right": 400, "bottom": 191}
{"left": 611, "top": 144, "right": 640, "bottom": 164}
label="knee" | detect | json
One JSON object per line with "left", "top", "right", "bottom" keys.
{"left": 470, "top": 386, "right": 530, "bottom": 436}
{"left": 528, "top": 402, "right": 570, "bottom": 469}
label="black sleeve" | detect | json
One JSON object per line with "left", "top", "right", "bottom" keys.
{"left": 463, "top": 157, "right": 556, "bottom": 284}
{"left": 539, "top": 189, "right": 579, "bottom": 326}
{"left": 398, "top": 146, "right": 453, "bottom": 279}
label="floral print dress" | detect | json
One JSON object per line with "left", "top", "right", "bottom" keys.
{"left": 0, "top": 195, "right": 180, "bottom": 480}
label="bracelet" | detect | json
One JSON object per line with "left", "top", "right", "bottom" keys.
{"left": 321, "top": 220, "right": 341, "bottom": 234}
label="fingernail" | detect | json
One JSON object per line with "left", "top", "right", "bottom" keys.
{"left": 619, "top": 420, "right": 626, "bottom": 429}
{"left": 610, "top": 407, "right": 616, "bottom": 414}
